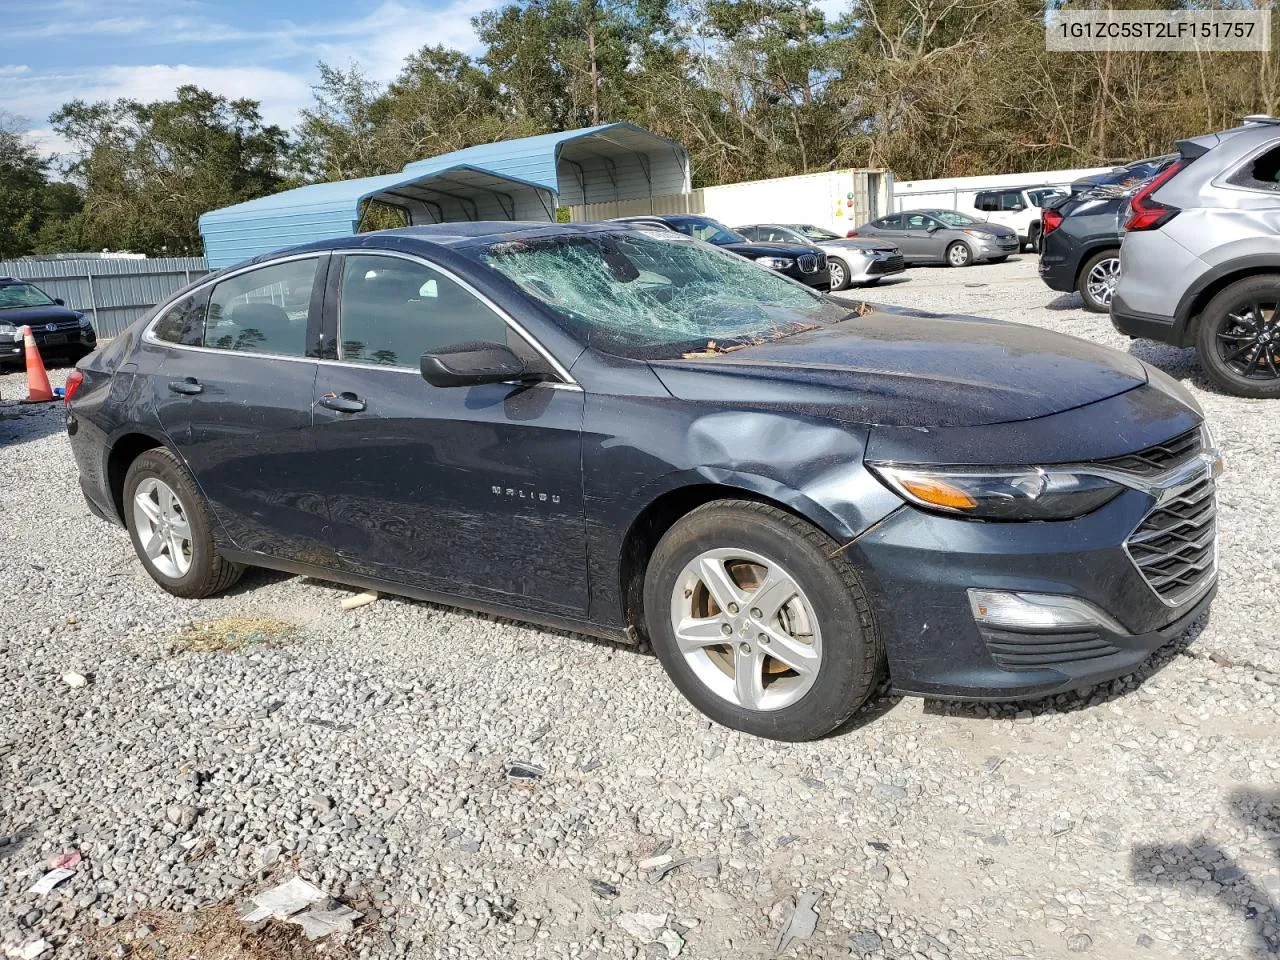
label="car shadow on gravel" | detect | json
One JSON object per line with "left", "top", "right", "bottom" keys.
{"left": 1045, "top": 293, "right": 1084, "bottom": 311}
{"left": 1125, "top": 340, "right": 1211, "bottom": 387}
{"left": 0, "top": 401, "right": 66, "bottom": 448}
{"left": 1130, "top": 787, "right": 1280, "bottom": 958}
{"left": 920, "top": 615, "right": 1208, "bottom": 722}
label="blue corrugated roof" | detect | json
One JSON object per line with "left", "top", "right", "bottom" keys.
{"left": 402, "top": 123, "right": 688, "bottom": 195}
{"left": 199, "top": 123, "right": 689, "bottom": 267}
{"left": 199, "top": 164, "right": 556, "bottom": 268}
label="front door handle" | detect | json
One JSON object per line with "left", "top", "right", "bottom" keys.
{"left": 168, "top": 377, "right": 203, "bottom": 395}
{"left": 320, "top": 391, "right": 366, "bottom": 413}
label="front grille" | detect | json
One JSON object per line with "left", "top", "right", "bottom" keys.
{"left": 869, "top": 254, "right": 905, "bottom": 275}
{"left": 32, "top": 319, "right": 81, "bottom": 335}
{"left": 981, "top": 626, "right": 1119, "bottom": 671}
{"left": 1099, "top": 428, "right": 1202, "bottom": 476}
{"left": 798, "top": 254, "right": 820, "bottom": 274}
{"left": 1126, "top": 472, "right": 1217, "bottom": 604}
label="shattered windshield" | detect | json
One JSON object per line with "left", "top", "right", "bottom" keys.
{"left": 466, "top": 231, "right": 851, "bottom": 360}
{"left": 0, "top": 283, "right": 56, "bottom": 309}
{"left": 932, "top": 210, "right": 980, "bottom": 227}
{"left": 792, "top": 225, "right": 842, "bottom": 240}
{"left": 666, "top": 217, "right": 744, "bottom": 245}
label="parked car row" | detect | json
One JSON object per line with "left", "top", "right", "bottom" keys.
{"left": 1037, "top": 116, "right": 1280, "bottom": 398}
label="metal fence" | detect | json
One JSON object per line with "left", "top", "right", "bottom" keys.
{"left": 0, "top": 257, "right": 210, "bottom": 340}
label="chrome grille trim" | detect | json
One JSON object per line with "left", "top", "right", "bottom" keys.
{"left": 1124, "top": 469, "right": 1218, "bottom": 607}
{"left": 798, "top": 254, "right": 820, "bottom": 274}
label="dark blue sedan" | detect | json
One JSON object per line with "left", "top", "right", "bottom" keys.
{"left": 64, "top": 222, "right": 1221, "bottom": 740}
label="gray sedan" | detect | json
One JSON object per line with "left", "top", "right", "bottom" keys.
{"left": 852, "top": 209, "right": 1019, "bottom": 267}
{"left": 736, "top": 224, "right": 905, "bottom": 290}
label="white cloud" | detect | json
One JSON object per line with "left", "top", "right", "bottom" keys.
{"left": 7, "top": 64, "right": 313, "bottom": 157}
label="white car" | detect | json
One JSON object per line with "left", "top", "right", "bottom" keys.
{"left": 971, "top": 187, "right": 1066, "bottom": 251}
{"left": 736, "top": 224, "right": 906, "bottom": 290}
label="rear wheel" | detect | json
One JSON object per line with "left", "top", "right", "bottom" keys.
{"left": 1195, "top": 274, "right": 1280, "bottom": 398}
{"left": 827, "top": 258, "right": 850, "bottom": 291}
{"left": 1077, "top": 249, "right": 1120, "bottom": 313}
{"left": 642, "top": 500, "right": 882, "bottom": 741}
{"left": 1026, "top": 224, "right": 1041, "bottom": 253}
{"left": 124, "top": 447, "right": 243, "bottom": 598}
{"left": 946, "top": 242, "right": 972, "bottom": 268}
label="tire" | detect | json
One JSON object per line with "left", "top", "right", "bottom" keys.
{"left": 123, "top": 447, "right": 243, "bottom": 598}
{"left": 1077, "top": 249, "right": 1120, "bottom": 313}
{"left": 989, "top": 256, "right": 1010, "bottom": 264}
{"left": 1026, "top": 225, "right": 1041, "bottom": 253}
{"left": 827, "top": 257, "right": 850, "bottom": 292}
{"left": 1194, "top": 274, "right": 1280, "bottom": 398}
{"left": 945, "top": 241, "right": 972, "bottom": 268}
{"left": 642, "top": 500, "right": 882, "bottom": 741}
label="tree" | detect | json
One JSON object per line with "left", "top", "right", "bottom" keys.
{"left": 51, "top": 85, "right": 291, "bottom": 255}
{"left": 0, "top": 114, "right": 82, "bottom": 259}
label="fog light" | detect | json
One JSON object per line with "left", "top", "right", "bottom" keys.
{"left": 967, "top": 590, "right": 1128, "bottom": 634}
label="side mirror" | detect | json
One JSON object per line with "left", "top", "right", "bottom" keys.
{"left": 925, "top": 223, "right": 939, "bottom": 233}
{"left": 420, "top": 341, "right": 530, "bottom": 388}
{"left": 54, "top": 298, "right": 65, "bottom": 306}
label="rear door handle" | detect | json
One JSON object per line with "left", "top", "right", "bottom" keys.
{"left": 320, "top": 391, "right": 366, "bottom": 413}
{"left": 168, "top": 377, "right": 203, "bottom": 395}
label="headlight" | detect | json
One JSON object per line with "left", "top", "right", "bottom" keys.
{"left": 77, "top": 314, "right": 93, "bottom": 329}
{"left": 0, "top": 323, "right": 16, "bottom": 339}
{"left": 961, "top": 229, "right": 991, "bottom": 239}
{"left": 868, "top": 463, "right": 1123, "bottom": 520}
{"left": 754, "top": 256, "right": 795, "bottom": 270}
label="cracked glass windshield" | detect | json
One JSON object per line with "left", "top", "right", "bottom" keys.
{"left": 466, "top": 230, "right": 850, "bottom": 360}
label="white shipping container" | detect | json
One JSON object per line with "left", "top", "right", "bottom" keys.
{"left": 700, "top": 169, "right": 894, "bottom": 235}
{"left": 892, "top": 166, "right": 1113, "bottom": 216}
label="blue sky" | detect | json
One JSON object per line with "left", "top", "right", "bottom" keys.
{"left": 0, "top": 0, "right": 490, "bottom": 156}
{"left": 0, "top": 0, "right": 848, "bottom": 159}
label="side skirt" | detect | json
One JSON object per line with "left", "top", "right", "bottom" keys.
{"left": 218, "top": 547, "right": 634, "bottom": 646}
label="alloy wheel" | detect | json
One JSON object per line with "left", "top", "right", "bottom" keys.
{"left": 1216, "top": 300, "right": 1280, "bottom": 381}
{"left": 132, "top": 477, "right": 194, "bottom": 578}
{"left": 829, "top": 260, "right": 847, "bottom": 289}
{"left": 1085, "top": 257, "right": 1120, "bottom": 306}
{"left": 947, "top": 243, "right": 970, "bottom": 267}
{"left": 668, "top": 548, "right": 822, "bottom": 711}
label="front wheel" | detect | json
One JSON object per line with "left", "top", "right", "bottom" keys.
{"left": 827, "top": 258, "right": 850, "bottom": 291}
{"left": 642, "top": 500, "right": 882, "bottom": 741}
{"left": 1195, "top": 274, "right": 1280, "bottom": 398}
{"left": 124, "top": 447, "right": 244, "bottom": 598}
{"left": 945, "top": 242, "right": 972, "bottom": 268}
{"left": 1078, "top": 249, "right": 1120, "bottom": 313}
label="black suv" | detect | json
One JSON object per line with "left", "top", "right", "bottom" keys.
{"left": 0, "top": 277, "right": 97, "bottom": 367}
{"left": 613, "top": 214, "right": 830, "bottom": 288}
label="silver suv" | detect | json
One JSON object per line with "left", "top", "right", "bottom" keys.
{"left": 1112, "top": 117, "right": 1280, "bottom": 398}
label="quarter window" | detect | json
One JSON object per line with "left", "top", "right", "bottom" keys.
{"left": 152, "top": 294, "right": 207, "bottom": 346}
{"left": 337, "top": 255, "right": 511, "bottom": 368}
{"left": 205, "top": 258, "right": 318, "bottom": 357}
{"left": 974, "top": 193, "right": 996, "bottom": 212}
{"left": 1227, "top": 144, "right": 1280, "bottom": 191}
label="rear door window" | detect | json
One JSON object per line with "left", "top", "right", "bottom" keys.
{"left": 999, "top": 191, "right": 1025, "bottom": 210}
{"left": 336, "top": 255, "right": 514, "bottom": 368}
{"left": 205, "top": 258, "right": 319, "bottom": 357}
{"left": 974, "top": 193, "right": 996, "bottom": 212}
{"left": 873, "top": 214, "right": 902, "bottom": 229}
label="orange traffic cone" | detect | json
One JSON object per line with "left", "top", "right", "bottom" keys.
{"left": 19, "top": 326, "right": 54, "bottom": 404}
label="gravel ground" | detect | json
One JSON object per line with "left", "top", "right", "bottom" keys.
{"left": 1, "top": 256, "right": 1277, "bottom": 960}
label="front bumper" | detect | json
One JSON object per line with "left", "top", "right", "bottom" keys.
{"left": 787, "top": 266, "right": 831, "bottom": 288}
{"left": 846, "top": 470, "right": 1217, "bottom": 701}
{"left": 973, "top": 237, "right": 1020, "bottom": 260}
{"left": 845, "top": 252, "right": 906, "bottom": 282}
{"left": 0, "top": 327, "right": 96, "bottom": 362}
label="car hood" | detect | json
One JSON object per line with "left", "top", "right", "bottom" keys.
{"left": 648, "top": 306, "right": 1149, "bottom": 428}
{"left": 961, "top": 223, "right": 1017, "bottom": 239}
{"left": 0, "top": 304, "right": 81, "bottom": 326}
{"left": 718, "top": 240, "right": 820, "bottom": 258}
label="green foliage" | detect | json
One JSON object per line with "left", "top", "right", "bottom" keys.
{"left": 0, "top": 115, "right": 83, "bottom": 259}
{"left": 49, "top": 85, "right": 290, "bottom": 256}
